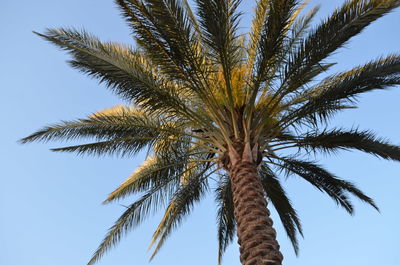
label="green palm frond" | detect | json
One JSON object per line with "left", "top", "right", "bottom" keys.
{"left": 194, "top": 0, "right": 243, "bottom": 107}
{"left": 50, "top": 138, "right": 158, "bottom": 157}
{"left": 194, "top": 0, "right": 242, "bottom": 66}
{"left": 284, "top": 3, "right": 319, "bottom": 54}
{"left": 116, "top": 0, "right": 192, "bottom": 80}
{"left": 105, "top": 150, "right": 214, "bottom": 204}
{"left": 259, "top": 164, "right": 302, "bottom": 255}
{"left": 283, "top": 55, "right": 400, "bottom": 126}
{"left": 282, "top": 0, "right": 400, "bottom": 97}
{"left": 215, "top": 175, "right": 236, "bottom": 265}
{"left": 247, "top": 0, "right": 305, "bottom": 119}
{"left": 275, "top": 158, "right": 379, "bottom": 213}
{"left": 253, "top": 0, "right": 299, "bottom": 88}
{"left": 297, "top": 129, "right": 400, "bottom": 161}
{"left": 104, "top": 155, "right": 185, "bottom": 204}
{"left": 148, "top": 163, "right": 212, "bottom": 260}
{"left": 116, "top": 0, "right": 210, "bottom": 92}
{"left": 35, "top": 29, "right": 193, "bottom": 114}
{"left": 19, "top": 105, "right": 201, "bottom": 145}
{"left": 87, "top": 176, "right": 179, "bottom": 265}
{"left": 20, "top": 106, "right": 160, "bottom": 143}
{"left": 20, "top": 105, "right": 220, "bottom": 157}
{"left": 182, "top": 0, "right": 203, "bottom": 37}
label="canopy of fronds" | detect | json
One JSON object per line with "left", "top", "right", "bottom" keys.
{"left": 21, "top": 0, "right": 400, "bottom": 264}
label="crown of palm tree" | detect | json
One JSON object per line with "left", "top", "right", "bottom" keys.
{"left": 21, "top": 0, "right": 400, "bottom": 264}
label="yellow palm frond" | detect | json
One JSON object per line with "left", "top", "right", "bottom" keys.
{"left": 247, "top": 0, "right": 270, "bottom": 72}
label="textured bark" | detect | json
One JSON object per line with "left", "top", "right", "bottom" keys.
{"left": 229, "top": 160, "right": 283, "bottom": 265}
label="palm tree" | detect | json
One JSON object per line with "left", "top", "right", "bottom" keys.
{"left": 21, "top": 0, "right": 400, "bottom": 264}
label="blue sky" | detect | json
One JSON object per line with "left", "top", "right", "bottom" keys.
{"left": 1, "top": 1, "right": 400, "bottom": 265}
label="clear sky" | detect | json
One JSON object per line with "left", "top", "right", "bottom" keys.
{"left": 1, "top": 1, "right": 400, "bottom": 265}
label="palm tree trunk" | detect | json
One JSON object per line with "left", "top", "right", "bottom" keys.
{"left": 229, "top": 159, "right": 283, "bottom": 265}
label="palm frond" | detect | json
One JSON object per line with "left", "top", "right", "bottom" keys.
{"left": 117, "top": 0, "right": 212, "bottom": 95}
{"left": 50, "top": 137, "right": 158, "bottom": 157}
{"left": 253, "top": 0, "right": 299, "bottom": 87}
{"left": 104, "top": 156, "right": 185, "bottom": 204}
{"left": 246, "top": 0, "right": 303, "bottom": 118}
{"left": 116, "top": 0, "right": 201, "bottom": 83}
{"left": 104, "top": 149, "right": 213, "bottom": 204}
{"left": 20, "top": 105, "right": 220, "bottom": 158}
{"left": 20, "top": 105, "right": 201, "bottom": 145}
{"left": 87, "top": 177, "right": 179, "bottom": 265}
{"left": 194, "top": 0, "right": 243, "bottom": 107}
{"left": 215, "top": 174, "right": 236, "bottom": 265}
{"left": 182, "top": 0, "right": 203, "bottom": 38}
{"left": 148, "top": 164, "right": 212, "bottom": 260}
{"left": 283, "top": 55, "right": 400, "bottom": 127}
{"left": 284, "top": 4, "right": 319, "bottom": 58}
{"left": 20, "top": 106, "right": 160, "bottom": 143}
{"left": 34, "top": 28, "right": 202, "bottom": 120}
{"left": 298, "top": 128, "right": 400, "bottom": 161}
{"left": 282, "top": 0, "right": 400, "bottom": 96}
{"left": 247, "top": 0, "right": 270, "bottom": 74}
{"left": 259, "top": 163, "right": 302, "bottom": 255}
{"left": 274, "top": 158, "right": 378, "bottom": 213}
